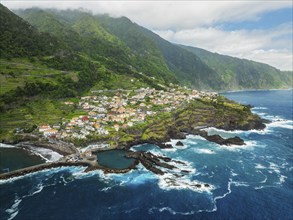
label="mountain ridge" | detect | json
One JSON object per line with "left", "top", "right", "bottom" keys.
{"left": 1, "top": 4, "right": 291, "bottom": 92}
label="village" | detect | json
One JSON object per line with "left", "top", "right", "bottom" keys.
{"left": 38, "top": 87, "right": 218, "bottom": 142}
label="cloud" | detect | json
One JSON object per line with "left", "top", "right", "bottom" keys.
{"left": 155, "top": 22, "right": 292, "bottom": 70}
{"left": 2, "top": 1, "right": 292, "bottom": 30}
{"left": 2, "top": 0, "right": 292, "bottom": 70}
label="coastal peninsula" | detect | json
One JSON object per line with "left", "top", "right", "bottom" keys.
{"left": 0, "top": 87, "right": 267, "bottom": 180}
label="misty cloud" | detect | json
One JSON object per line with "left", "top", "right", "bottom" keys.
{"left": 2, "top": 0, "right": 292, "bottom": 70}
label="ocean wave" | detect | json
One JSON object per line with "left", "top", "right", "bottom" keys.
{"left": 218, "top": 140, "right": 263, "bottom": 152}
{"left": 255, "top": 164, "right": 267, "bottom": 170}
{"left": 0, "top": 143, "right": 19, "bottom": 148}
{"left": 19, "top": 145, "right": 63, "bottom": 162}
{"left": 194, "top": 148, "right": 216, "bottom": 154}
{"left": 107, "top": 165, "right": 156, "bottom": 185}
{"left": 5, "top": 181, "right": 51, "bottom": 220}
{"left": 0, "top": 166, "right": 86, "bottom": 185}
{"left": 201, "top": 179, "right": 250, "bottom": 213}
{"left": 267, "top": 119, "right": 293, "bottom": 130}
{"left": 158, "top": 172, "right": 214, "bottom": 193}
{"left": 148, "top": 206, "right": 195, "bottom": 216}
{"left": 254, "top": 185, "right": 278, "bottom": 190}
{"left": 269, "top": 162, "right": 281, "bottom": 174}
{"left": 252, "top": 107, "right": 268, "bottom": 110}
{"left": 186, "top": 134, "right": 206, "bottom": 140}
{"left": 279, "top": 175, "right": 287, "bottom": 184}
{"left": 0, "top": 143, "right": 63, "bottom": 162}
{"left": 252, "top": 110, "right": 293, "bottom": 130}
{"left": 203, "top": 127, "right": 270, "bottom": 137}
{"left": 6, "top": 196, "right": 22, "bottom": 220}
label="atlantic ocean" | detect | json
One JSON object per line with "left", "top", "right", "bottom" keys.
{"left": 1, "top": 89, "right": 292, "bottom": 220}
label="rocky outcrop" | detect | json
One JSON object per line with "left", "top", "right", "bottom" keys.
{"left": 126, "top": 151, "right": 178, "bottom": 175}
{"left": 192, "top": 130, "right": 245, "bottom": 146}
{"left": 217, "top": 118, "right": 267, "bottom": 131}
{"left": 176, "top": 141, "right": 184, "bottom": 146}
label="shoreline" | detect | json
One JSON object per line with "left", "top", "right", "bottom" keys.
{"left": 0, "top": 123, "right": 266, "bottom": 181}
{"left": 220, "top": 88, "right": 293, "bottom": 94}
{"left": 0, "top": 96, "right": 269, "bottom": 180}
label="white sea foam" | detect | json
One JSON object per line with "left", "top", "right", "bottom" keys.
{"left": 267, "top": 119, "right": 293, "bottom": 130}
{"left": 252, "top": 107, "right": 268, "bottom": 110}
{"left": 254, "top": 185, "right": 278, "bottom": 190}
{"left": 218, "top": 140, "right": 262, "bottom": 152}
{"left": 162, "top": 147, "right": 177, "bottom": 152}
{"left": 71, "top": 167, "right": 105, "bottom": 180}
{"left": 269, "top": 162, "right": 281, "bottom": 174}
{"left": 203, "top": 127, "right": 270, "bottom": 136}
{"left": 255, "top": 164, "right": 267, "bottom": 169}
{"left": 0, "top": 166, "right": 85, "bottom": 185}
{"left": 0, "top": 143, "right": 18, "bottom": 148}
{"left": 158, "top": 172, "right": 214, "bottom": 193}
{"left": 0, "top": 143, "right": 63, "bottom": 162}
{"left": 201, "top": 179, "right": 250, "bottom": 213}
{"left": 253, "top": 110, "right": 293, "bottom": 130}
{"left": 22, "top": 145, "right": 63, "bottom": 162}
{"left": 279, "top": 175, "right": 287, "bottom": 184}
{"left": 6, "top": 197, "right": 22, "bottom": 220}
{"left": 260, "top": 176, "right": 268, "bottom": 184}
{"left": 187, "top": 134, "right": 206, "bottom": 140}
{"left": 230, "top": 170, "right": 238, "bottom": 177}
{"left": 194, "top": 148, "right": 216, "bottom": 154}
{"left": 148, "top": 206, "right": 195, "bottom": 216}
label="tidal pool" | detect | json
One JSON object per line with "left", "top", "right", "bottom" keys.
{"left": 95, "top": 149, "right": 136, "bottom": 169}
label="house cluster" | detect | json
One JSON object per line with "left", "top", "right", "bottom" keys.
{"left": 38, "top": 88, "right": 218, "bottom": 139}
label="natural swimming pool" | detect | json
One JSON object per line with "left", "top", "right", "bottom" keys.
{"left": 95, "top": 149, "right": 136, "bottom": 169}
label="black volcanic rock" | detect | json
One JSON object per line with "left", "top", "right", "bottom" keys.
{"left": 193, "top": 129, "right": 245, "bottom": 146}
{"left": 176, "top": 141, "right": 184, "bottom": 146}
{"left": 223, "top": 136, "right": 245, "bottom": 145}
{"left": 126, "top": 151, "right": 178, "bottom": 175}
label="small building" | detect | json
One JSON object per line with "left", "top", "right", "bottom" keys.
{"left": 114, "top": 124, "right": 120, "bottom": 131}
{"left": 127, "top": 122, "right": 134, "bottom": 127}
{"left": 81, "top": 116, "right": 89, "bottom": 122}
{"left": 43, "top": 129, "right": 58, "bottom": 137}
{"left": 39, "top": 125, "right": 51, "bottom": 133}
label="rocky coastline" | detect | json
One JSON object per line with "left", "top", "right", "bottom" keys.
{"left": 0, "top": 99, "right": 268, "bottom": 180}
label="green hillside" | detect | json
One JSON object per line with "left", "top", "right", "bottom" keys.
{"left": 0, "top": 4, "right": 62, "bottom": 59}
{"left": 180, "top": 45, "right": 293, "bottom": 90}
{"left": 14, "top": 7, "right": 292, "bottom": 91}
{"left": 0, "top": 5, "right": 292, "bottom": 142}
{"left": 96, "top": 15, "right": 218, "bottom": 90}
{"left": 17, "top": 8, "right": 177, "bottom": 84}
{"left": 0, "top": 5, "right": 165, "bottom": 139}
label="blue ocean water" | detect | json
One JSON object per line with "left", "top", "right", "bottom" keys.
{"left": 0, "top": 90, "right": 292, "bottom": 220}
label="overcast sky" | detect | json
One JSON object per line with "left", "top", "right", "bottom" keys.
{"left": 2, "top": 0, "right": 293, "bottom": 70}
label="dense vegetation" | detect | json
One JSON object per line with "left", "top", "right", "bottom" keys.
{"left": 180, "top": 45, "right": 293, "bottom": 90}
{"left": 14, "top": 7, "right": 292, "bottom": 91}
{"left": 0, "top": 4, "right": 62, "bottom": 59}
{"left": 0, "top": 4, "right": 292, "bottom": 141}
